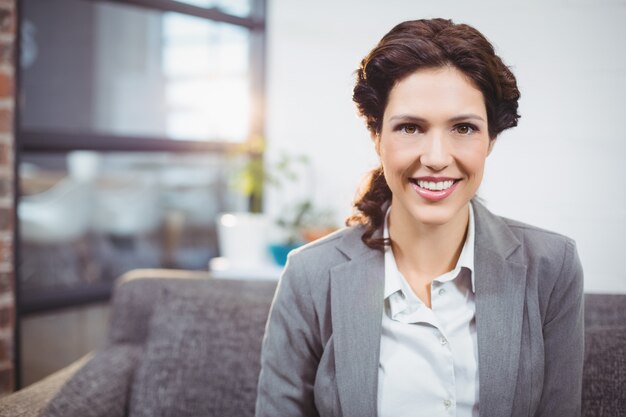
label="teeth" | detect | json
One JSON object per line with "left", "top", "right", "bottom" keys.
{"left": 416, "top": 179, "right": 455, "bottom": 191}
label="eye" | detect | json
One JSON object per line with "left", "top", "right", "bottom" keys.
{"left": 454, "top": 123, "right": 478, "bottom": 135}
{"left": 397, "top": 123, "right": 419, "bottom": 134}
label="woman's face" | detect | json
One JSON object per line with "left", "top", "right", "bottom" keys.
{"left": 377, "top": 65, "right": 494, "bottom": 229}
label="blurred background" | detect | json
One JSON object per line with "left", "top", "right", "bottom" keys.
{"left": 1, "top": 0, "right": 624, "bottom": 395}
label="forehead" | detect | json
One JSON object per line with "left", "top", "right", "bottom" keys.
{"left": 384, "top": 66, "right": 487, "bottom": 120}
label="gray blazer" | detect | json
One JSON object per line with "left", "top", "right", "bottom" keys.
{"left": 255, "top": 200, "right": 584, "bottom": 417}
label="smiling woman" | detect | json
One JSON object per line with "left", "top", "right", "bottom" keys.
{"left": 255, "top": 18, "right": 584, "bottom": 417}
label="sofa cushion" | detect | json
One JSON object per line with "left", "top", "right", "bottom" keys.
{"left": 582, "top": 326, "right": 626, "bottom": 417}
{"left": 128, "top": 282, "right": 274, "bottom": 417}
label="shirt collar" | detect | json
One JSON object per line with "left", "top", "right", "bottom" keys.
{"left": 383, "top": 203, "right": 476, "bottom": 301}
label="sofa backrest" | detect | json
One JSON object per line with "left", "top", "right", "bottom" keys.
{"left": 108, "top": 273, "right": 625, "bottom": 417}
{"left": 108, "top": 271, "right": 278, "bottom": 417}
{"left": 582, "top": 293, "right": 626, "bottom": 417}
{"left": 584, "top": 293, "right": 625, "bottom": 328}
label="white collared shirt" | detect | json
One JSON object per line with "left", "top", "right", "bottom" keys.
{"left": 378, "top": 204, "right": 479, "bottom": 417}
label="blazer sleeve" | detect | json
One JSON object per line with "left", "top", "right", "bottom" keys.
{"left": 535, "top": 239, "right": 584, "bottom": 417}
{"left": 255, "top": 253, "right": 322, "bottom": 417}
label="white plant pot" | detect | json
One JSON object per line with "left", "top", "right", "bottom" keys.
{"left": 216, "top": 212, "right": 271, "bottom": 269}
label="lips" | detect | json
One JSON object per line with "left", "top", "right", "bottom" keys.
{"left": 409, "top": 177, "right": 461, "bottom": 202}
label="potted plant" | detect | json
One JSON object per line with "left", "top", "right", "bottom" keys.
{"left": 216, "top": 139, "right": 316, "bottom": 270}
{"left": 269, "top": 199, "right": 339, "bottom": 265}
{"left": 268, "top": 199, "right": 311, "bottom": 266}
{"left": 215, "top": 137, "right": 270, "bottom": 269}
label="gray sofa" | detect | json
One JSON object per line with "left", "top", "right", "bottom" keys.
{"left": 0, "top": 269, "right": 624, "bottom": 417}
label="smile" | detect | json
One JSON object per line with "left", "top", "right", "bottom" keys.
{"left": 409, "top": 177, "right": 461, "bottom": 202}
{"left": 415, "top": 179, "right": 455, "bottom": 191}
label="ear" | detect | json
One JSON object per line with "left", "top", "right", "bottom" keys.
{"left": 487, "top": 138, "right": 497, "bottom": 156}
{"left": 371, "top": 131, "right": 381, "bottom": 156}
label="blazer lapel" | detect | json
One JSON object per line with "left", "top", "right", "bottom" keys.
{"left": 330, "top": 230, "right": 384, "bottom": 417}
{"left": 472, "top": 201, "right": 528, "bottom": 417}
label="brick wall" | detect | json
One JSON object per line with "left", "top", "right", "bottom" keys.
{"left": 0, "top": 0, "right": 15, "bottom": 396}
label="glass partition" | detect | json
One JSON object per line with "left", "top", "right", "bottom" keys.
{"left": 18, "top": 0, "right": 266, "bottom": 312}
{"left": 18, "top": 151, "right": 250, "bottom": 312}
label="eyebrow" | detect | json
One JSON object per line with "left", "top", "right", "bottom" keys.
{"left": 388, "top": 114, "right": 486, "bottom": 123}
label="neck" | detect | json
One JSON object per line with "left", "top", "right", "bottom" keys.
{"left": 388, "top": 203, "right": 469, "bottom": 282}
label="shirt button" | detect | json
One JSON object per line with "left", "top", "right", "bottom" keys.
{"left": 439, "top": 337, "right": 448, "bottom": 345}
{"left": 438, "top": 288, "right": 446, "bottom": 296}
{"left": 443, "top": 399, "right": 452, "bottom": 409}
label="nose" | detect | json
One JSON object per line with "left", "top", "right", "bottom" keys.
{"left": 420, "top": 131, "right": 452, "bottom": 171}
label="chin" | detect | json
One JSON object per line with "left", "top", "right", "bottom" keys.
{"left": 410, "top": 203, "right": 466, "bottom": 227}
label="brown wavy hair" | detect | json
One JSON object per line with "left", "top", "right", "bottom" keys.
{"left": 347, "top": 18, "right": 521, "bottom": 249}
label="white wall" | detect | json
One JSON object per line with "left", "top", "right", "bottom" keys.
{"left": 265, "top": 0, "right": 626, "bottom": 293}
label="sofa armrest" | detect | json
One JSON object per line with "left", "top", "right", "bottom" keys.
{"left": 0, "top": 344, "right": 142, "bottom": 417}
{"left": 0, "top": 354, "right": 91, "bottom": 417}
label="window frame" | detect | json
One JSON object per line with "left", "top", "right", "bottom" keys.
{"left": 19, "top": 0, "right": 267, "bottom": 153}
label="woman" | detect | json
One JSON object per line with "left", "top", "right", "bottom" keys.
{"left": 256, "top": 18, "right": 584, "bottom": 417}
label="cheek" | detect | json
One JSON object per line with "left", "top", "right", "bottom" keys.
{"left": 379, "top": 148, "right": 408, "bottom": 192}
{"left": 457, "top": 144, "right": 490, "bottom": 174}
{"left": 380, "top": 140, "right": 413, "bottom": 168}
{"left": 380, "top": 150, "right": 410, "bottom": 182}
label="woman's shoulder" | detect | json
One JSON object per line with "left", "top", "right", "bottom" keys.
{"left": 492, "top": 213, "right": 582, "bottom": 287}
{"left": 281, "top": 225, "right": 371, "bottom": 284}
{"left": 288, "top": 225, "right": 367, "bottom": 266}
{"left": 499, "top": 217, "right": 579, "bottom": 272}
{"left": 277, "top": 226, "right": 368, "bottom": 304}
{"left": 500, "top": 215, "right": 576, "bottom": 248}
{"left": 476, "top": 206, "right": 583, "bottom": 312}
{"left": 474, "top": 201, "right": 581, "bottom": 280}
{"left": 474, "top": 200, "right": 577, "bottom": 254}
